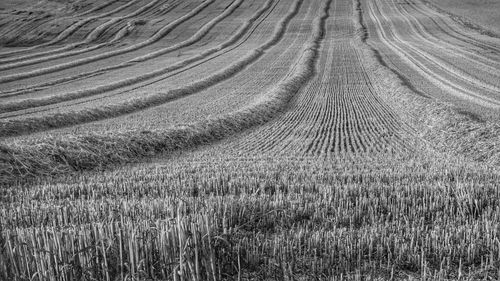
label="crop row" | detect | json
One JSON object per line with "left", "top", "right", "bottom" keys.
{"left": 0, "top": 0, "right": 216, "bottom": 85}
{"left": 0, "top": 0, "right": 281, "bottom": 136}
{"left": 352, "top": 0, "right": 500, "bottom": 165}
{"left": 0, "top": 0, "right": 327, "bottom": 183}
{"left": 0, "top": 0, "right": 240, "bottom": 99}
{"left": 0, "top": 0, "right": 136, "bottom": 55}
{"left": 0, "top": 0, "right": 164, "bottom": 69}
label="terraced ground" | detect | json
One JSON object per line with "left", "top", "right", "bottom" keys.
{"left": 1, "top": 0, "right": 500, "bottom": 280}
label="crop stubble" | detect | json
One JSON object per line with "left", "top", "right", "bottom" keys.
{"left": 1, "top": 0, "right": 500, "bottom": 279}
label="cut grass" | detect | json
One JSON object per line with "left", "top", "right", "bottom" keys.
{"left": 0, "top": 0, "right": 325, "bottom": 184}
{"left": 353, "top": 0, "right": 500, "bottom": 166}
{"left": 1, "top": 153, "right": 499, "bottom": 280}
{"left": 1, "top": 0, "right": 500, "bottom": 280}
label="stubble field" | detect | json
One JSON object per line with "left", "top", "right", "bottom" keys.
{"left": 0, "top": 0, "right": 499, "bottom": 280}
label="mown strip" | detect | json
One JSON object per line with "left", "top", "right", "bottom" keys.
{"left": 352, "top": 0, "right": 500, "bottom": 166}
{"left": 0, "top": 0, "right": 274, "bottom": 135}
{"left": 421, "top": 0, "right": 500, "bottom": 40}
{"left": 0, "top": 0, "right": 162, "bottom": 68}
{"left": 0, "top": 0, "right": 331, "bottom": 184}
{"left": 0, "top": 0, "right": 248, "bottom": 98}
{"left": 0, "top": 0, "right": 122, "bottom": 58}
{"left": 0, "top": 0, "right": 216, "bottom": 84}
{"left": 368, "top": 0, "right": 500, "bottom": 103}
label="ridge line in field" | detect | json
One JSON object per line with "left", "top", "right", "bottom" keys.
{"left": 42, "top": 0, "right": 142, "bottom": 45}
{"left": 410, "top": 0, "right": 500, "bottom": 53}
{"left": 0, "top": 0, "right": 272, "bottom": 117}
{"left": 353, "top": 0, "right": 500, "bottom": 166}
{"left": 0, "top": 0, "right": 164, "bottom": 68}
{"left": 392, "top": 0, "right": 500, "bottom": 69}
{"left": 374, "top": 0, "right": 500, "bottom": 95}
{"left": 0, "top": 0, "right": 216, "bottom": 85}
{"left": 0, "top": 0, "right": 331, "bottom": 184}
{"left": 0, "top": 0, "right": 123, "bottom": 58}
{"left": 419, "top": 0, "right": 500, "bottom": 40}
{"left": 0, "top": 0, "right": 248, "bottom": 99}
{"left": 0, "top": 0, "right": 292, "bottom": 135}
{"left": 366, "top": 0, "right": 500, "bottom": 109}
{"left": 0, "top": 0, "right": 137, "bottom": 57}
{"left": 389, "top": 0, "right": 500, "bottom": 77}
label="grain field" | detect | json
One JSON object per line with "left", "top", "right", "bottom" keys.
{"left": 1, "top": 0, "right": 499, "bottom": 280}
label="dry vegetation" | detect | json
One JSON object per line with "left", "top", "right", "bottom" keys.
{"left": 1, "top": 0, "right": 500, "bottom": 280}
{"left": 424, "top": 0, "right": 500, "bottom": 36}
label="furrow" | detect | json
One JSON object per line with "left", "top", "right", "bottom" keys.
{"left": 415, "top": 0, "right": 500, "bottom": 54}
{"left": 0, "top": 0, "right": 163, "bottom": 71}
{"left": 0, "top": 16, "right": 54, "bottom": 47}
{"left": 0, "top": 0, "right": 122, "bottom": 58}
{"left": 0, "top": 0, "right": 215, "bottom": 85}
{"left": 270, "top": 53, "right": 327, "bottom": 155}
{"left": 46, "top": 0, "right": 143, "bottom": 45}
{"left": 229, "top": 0, "right": 407, "bottom": 158}
{"left": 0, "top": 0, "right": 238, "bottom": 99}
{"left": 0, "top": 0, "right": 301, "bottom": 137}
{"left": 366, "top": 0, "right": 500, "bottom": 109}
{"left": 354, "top": 0, "right": 500, "bottom": 165}
{"left": 393, "top": 0, "right": 500, "bottom": 71}
{"left": 241, "top": 55, "right": 307, "bottom": 154}
{"left": 0, "top": 0, "right": 331, "bottom": 183}
{"left": 153, "top": 0, "right": 181, "bottom": 18}
{"left": 0, "top": 0, "right": 265, "bottom": 114}
{"left": 251, "top": 48, "right": 322, "bottom": 154}
{"left": 127, "top": 0, "right": 244, "bottom": 63}
{"left": 73, "top": 0, "right": 124, "bottom": 18}
{"left": 13, "top": 0, "right": 140, "bottom": 53}
{"left": 373, "top": 0, "right": 500, "bottom": 95}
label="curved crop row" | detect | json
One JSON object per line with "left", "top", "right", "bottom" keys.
{"left": 0, "top": 0, "right": 163, "bottom": 69}
{"left": 375, "top": 0, "right": 500, "bottom": 93}
{"left": 392, "top": 0, "right": 500, "bottom": 73}
{"left": 26, "top": 0, "right": 319, "bottom": 137}
{"left": 1, "top": 0, "right": 139, "bottom": 57}
{"left": 82, "top": 0, "right": 160, "bottom": 43}
{"left": 402, "top": 0, "right": 500, "bottom": 57}
{"left": 0, "top": 0, "right": 331, "bottom": 183}
{"left": 127, "top": 0, "right": 245, "bottom": 63}
{"left": 353, "top": 0, "right": 500, "bottom": 166}
{"left": 0, "top": 0, "right": 215, "bottom": 85}
{"left": 72, "top": 0, "right": 123, "bottom": 17}
{"left": 45, "top": 0, "right": 142, "bottom": 46}
{"left": 231, "top": 0, "right": 408, "bottom": 158}
{"left": 0, "top": 0, "right": 274, "bottom": 116}
{"left": 0, "top": 0, "right": 234, "bottom": 99}
{"left": 420, "top": 0, "right": 500, "bottom": 41}
{"left": 0, "top": 0, "right": 122, "bottom": 58}
{"left": 148, "top": 0, "right": 181, "bottom": 19}
{"left": 365, "top": 0, "right": 500, "bottom": 109}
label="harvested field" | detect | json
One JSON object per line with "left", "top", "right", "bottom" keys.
{"left": 1, "top": 0, "right": 500, "bottom": 280}
{"left": 425, "top": 0, "right": 500, "bottom": 35}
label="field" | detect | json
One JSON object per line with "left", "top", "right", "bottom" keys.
{"left": 0, "top": 0, "right": 499, "bottom": 280}
{"left": 425, "top": 0, "right": 500, "bottom": 35}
